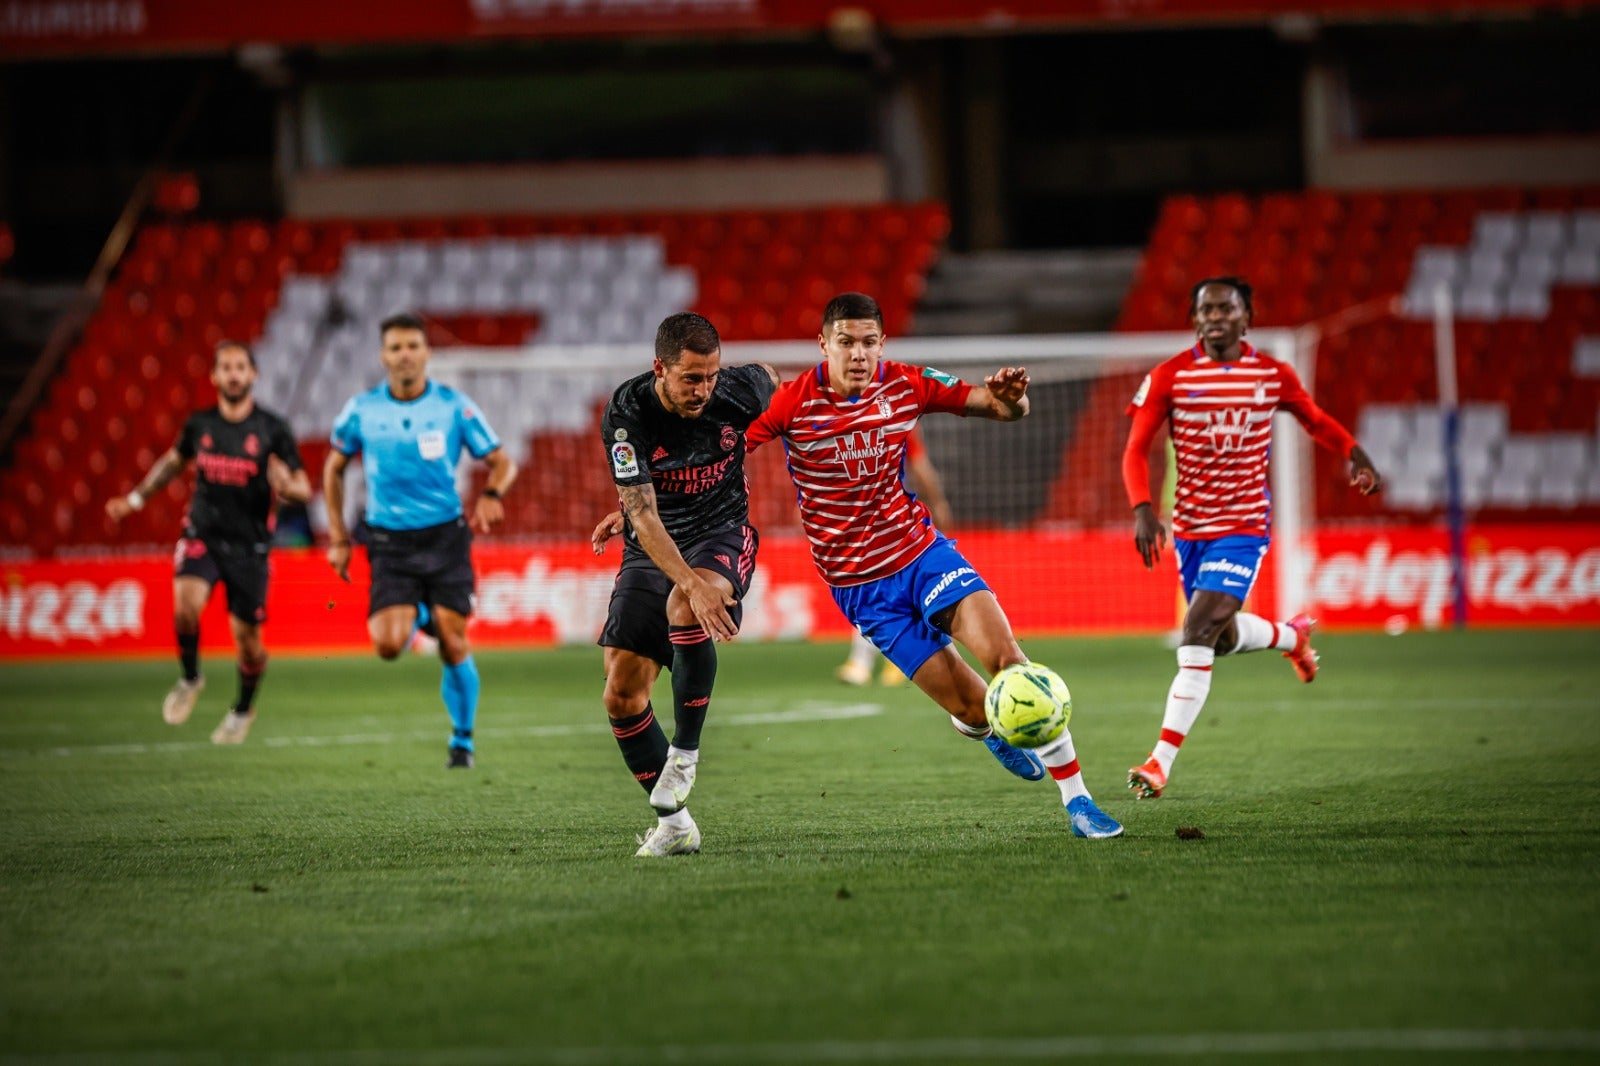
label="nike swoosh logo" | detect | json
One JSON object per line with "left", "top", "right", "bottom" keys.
{"left": 958, "top": 578, "right": 979, "bottom": 587}
{"left": 1222, "top": 579, "right": 1244, "bottom": 587}
{"left": 811, "top": 420, "right": 835, "bottom": 431}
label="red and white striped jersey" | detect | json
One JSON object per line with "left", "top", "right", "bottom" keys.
{"left": 1122, "top": 342, "right": 1355, "bottom": 539}
{"left": 747, "top": 360, "right": 971, "bottom": 586}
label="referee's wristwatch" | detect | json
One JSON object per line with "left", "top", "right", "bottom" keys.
{"left": 482, "top": 488, "right": 502, "bottom": 500}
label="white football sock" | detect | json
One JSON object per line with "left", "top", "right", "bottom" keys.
{"left": 660, "top": 807, "right": 694, "bottom": 830}
{"left": 665, "top": 744, "right": 699, "bottom": 766}
{"left": 1229, "top": 612, "right": 1296, "bottom": 653}
{"left": 1034, "top": 730, "right": 1090, "bottom": 802}
{"left": 1229, "top": 612, "right": 1273, "bottom": 653}
{"left": 1153, "top": 645, "right": 1214, "bottom": 774}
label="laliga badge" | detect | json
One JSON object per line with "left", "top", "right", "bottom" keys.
{"left": 1131, "top": 374, "right": 1152, "bottom": 407}
{"left": 612, "top": 442, "right": 639, "bottom": 478}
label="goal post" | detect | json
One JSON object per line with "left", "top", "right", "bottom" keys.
{"left": 428, "top": 328, "right": 1311, "bottom": 635}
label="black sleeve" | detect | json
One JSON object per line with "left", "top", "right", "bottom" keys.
{"left": 174, "top": 414, "right": 199, "bottom": 459}
{"left": 726, "top": 364, "right": 778, "bottom": 425}
{"left": 600, "top": 396, "right": 654, "bottom": 488}
{"left": 271, "top": 415, "right": 304, "bottom": 470}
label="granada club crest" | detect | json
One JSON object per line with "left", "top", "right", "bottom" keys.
{"left": 244, "top": 434, "right": 260, "bottom": 456}
{"left": 720, "top": 425, "right": 737, "bottom": 452}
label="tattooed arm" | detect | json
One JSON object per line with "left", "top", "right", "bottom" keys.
{"left": 617, "top": 482, "right": 738, "bottom": 642}
{"left": 106, "top": 447, "right": 190, "bottom": 521}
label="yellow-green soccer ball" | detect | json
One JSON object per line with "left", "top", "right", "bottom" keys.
{"left": 984, "top": 662, "right": 1071, "bottom": 748}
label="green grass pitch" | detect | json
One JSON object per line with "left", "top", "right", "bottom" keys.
{"left": 3, "top": 628, "right": 1599, "bottom": 1065}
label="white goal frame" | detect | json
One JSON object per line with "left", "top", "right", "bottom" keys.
{"left": 432, "top": 328, "right": 1312, "bottom": 620}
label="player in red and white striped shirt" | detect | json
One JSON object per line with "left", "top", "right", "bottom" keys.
{"left": 748, "top": 292, "right": 1123, "bottom": 839}
{"left": 1122, "top": 277, "right": 1381, "bottom": 799}
{"left": 835, "top": 428, "right": 951, "bottom": 688}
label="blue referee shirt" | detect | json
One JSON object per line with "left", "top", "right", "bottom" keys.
{"left": 330, "top": 380, "right": 502, "bottom": 531}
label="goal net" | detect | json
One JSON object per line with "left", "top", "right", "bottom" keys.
{"left": 428, "top": 328, "right": 1309, "bottom": 637}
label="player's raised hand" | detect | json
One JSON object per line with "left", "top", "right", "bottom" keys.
{"left": 985, "top": 366, "right": 1030, "bottom": 403}
{"left": 105, "top": 496, "right": 133, "bottom": 522}
{"left": 591, "top": 510, "right": 625, "bottom": 555}
{"left": 1133, "top": 502, "right": 1167, "bottom": 570}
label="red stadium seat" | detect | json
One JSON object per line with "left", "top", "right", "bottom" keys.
{"left": 7, "top": 203, "right": 953, "bottom": 549}
{"left": 1117, "top": 187, "right": 1600, "bottom": 521}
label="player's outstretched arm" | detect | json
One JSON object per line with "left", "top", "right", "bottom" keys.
{"left": 618, "top": 482, "right": 738, "bottom": 642}
{"left": 323, "top": 449, "right": 354, "bottom": 582}
{"left": 469, "top": 447, "right": 517, "bottom": 533}
{"left": 1278, "top": 364, "right": 1381, "bottom": 497}
{"left": 1293, "top": 405, "right": 1383, "bottom": 498}
{"left": 1349, "top": 444, "right": 1382, "bottom": 496}
{"left": 106, "top": 447, "right": 188, "bottom": 521}
{"left": 966, "top": 367, "right": 1031, "bottom": 421}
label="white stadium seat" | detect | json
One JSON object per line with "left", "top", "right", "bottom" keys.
{"left": 1472, "top": 212, "right": 1522, "bottom": 252}
{"left": 1522, "top": 212, "right": 1569, "bottom": 251}
{"left": 1558, "top": 248, "right": 1600, "bottom": 285}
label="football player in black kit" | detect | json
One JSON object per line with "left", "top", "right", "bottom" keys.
{"left": 591, "top": 312, "right": 778, "bottom": 857}
{"left": 107, "top": 341, "right": 311, "bottom": 744}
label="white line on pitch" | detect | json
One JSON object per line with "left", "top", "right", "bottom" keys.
{"left": 5, "top": 702, "right": 883, "bottom": 760}
{"left": 4, "top": 694, "right": 1589, "bottom": 760}
{"left": 3, "top": 1028, "right": 1598, "bottom": 1065}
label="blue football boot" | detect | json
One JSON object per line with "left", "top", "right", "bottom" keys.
{"left": 1066, "top": 795, "right": 1124, "bottom": 839}
{"left": 983, "top": 734, "right": 1046, "bottom": 781}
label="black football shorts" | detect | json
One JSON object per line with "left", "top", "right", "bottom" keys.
{"left": 365, "top": 517, "right": 476, "bottom": 618}
{"left": 599, "top": 523, "right": 758, "bottom": 666}
{"left": 174, "top": 535, "right": 270, "bottom": 624}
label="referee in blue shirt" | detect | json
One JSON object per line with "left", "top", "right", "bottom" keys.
{"left": 323, "top": 312, "right": 518, "bottom": 768}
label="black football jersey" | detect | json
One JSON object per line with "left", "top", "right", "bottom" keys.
{"left": 600, "top": 363, "right": 775, "bottom": 548}
{"left": 175, "top": 404, "right": 302, "bottom": 547}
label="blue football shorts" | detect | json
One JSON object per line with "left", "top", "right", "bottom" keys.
{"left": 1174, "top": 534, "right": 1270, "bottom": 603}
{"left": 830, "top": 533, "right": 993, "bottom": 682}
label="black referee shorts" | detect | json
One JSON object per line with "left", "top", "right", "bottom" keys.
{"left": 365, "top": 517, "right": 476, "bottom": 618}
{"left": 599, "top": 523, "right": 759, "bottom": 667}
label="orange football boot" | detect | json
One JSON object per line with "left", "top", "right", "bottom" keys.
{"left": 1284, "top": 613, "right": 1319, "bottom": 683}
{"left": 1127, "top": 755, "right": 1168, "bottom": 799}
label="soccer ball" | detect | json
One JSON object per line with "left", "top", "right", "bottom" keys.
{"left": 984, "top": 662, "right": 1071, "bottom": 748}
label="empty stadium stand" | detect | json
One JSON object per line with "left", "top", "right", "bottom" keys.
{"left": 0, "top": 204, "right": 949, "bottom": 553}
{"left": 1113, "top": 188, "right": 1600, "bottom": 524}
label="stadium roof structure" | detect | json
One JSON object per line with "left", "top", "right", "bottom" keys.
{"left": 6, "top": 0, "right": 1597, "bottom": 58}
